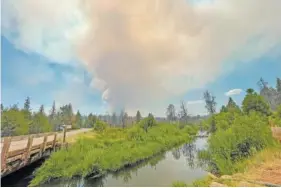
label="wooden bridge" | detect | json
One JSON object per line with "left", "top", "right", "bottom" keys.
{"left": 1, "top": 128, "right": 91, "bottom": 178}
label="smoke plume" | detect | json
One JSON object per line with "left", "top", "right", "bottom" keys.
{"left": 2, "top": 0, "right": 281, "bottom": 113}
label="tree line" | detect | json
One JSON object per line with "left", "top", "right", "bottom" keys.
{"left": 0, "top": 98, "right": 146, "bottom": 136}
{"left": 202, "top": 77, "right": 281, "bottom": 133}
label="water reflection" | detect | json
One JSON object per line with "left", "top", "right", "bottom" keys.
{"left": 171, "top": 148, "right": 181, "bottom": 160}
{"left": 182, "top": 143, "right": 196, "bottom": 169}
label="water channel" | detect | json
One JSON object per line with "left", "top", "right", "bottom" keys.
{"left": 2, "top": 137, "right": 207, "bottom": 187}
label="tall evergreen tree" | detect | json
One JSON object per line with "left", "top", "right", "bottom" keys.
{"left": 49, "top": 101, "right": 56, "bottom": 119}
{"left": 121, "top": 111, "right": 128, "bottom": 128}
{"left": 49, "top": 101, "right": 57, "bottom": 131}
{"left": 226, "top": 97, "right": 241, "bottom": 113}
{"left": 203, "top": 90, "right": 217, "bottom": 133}
{"left": 136, "top": 110, "right": 142, "bottom": 123}
{"left": 166, "top": 104, "right": 176, "bottom": 123}
{"left": 23, "top": 97, "right": 33, "bottom": 133}
{"left": 277, "top": 77, "right": 281, "bottom": 93}
{"left": 179, "top": 101, "right": 188, "bottom": 125}
{"left": 11, "top": 104, "right": 19, "bottom": 111}
{"left": 112, "top": 112, "right": 117, "bottom": 126}
{"left": 39, "top": 105, "right": 45, "bottom": 114}
{"left": 24, "top": 97, "right": 31, "bottom": 112}
{"left": 75, "top": 110, "right": 83, "bottom": 129}
{"left": 220, "top": 105, "right": 228, "bottom": 113}
{"left": 60, "top": 104, "right": 74, "bottom": 125}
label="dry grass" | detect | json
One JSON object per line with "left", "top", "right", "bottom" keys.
{"left": 232, "top": 147, "right": 281, "bottom": 185}
{"left": 271, "top": 127, "right": 281, "bottom": 142}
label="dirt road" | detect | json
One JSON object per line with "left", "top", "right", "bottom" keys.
{"left": 0, "top": 128, "right": 92, "bottom": 152}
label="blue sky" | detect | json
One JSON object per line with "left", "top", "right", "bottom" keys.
{"left": 1, "top": 0, "right": 281, "bottom": 116}
{"left": 2, "top": 35, "right": 280, "bottom": 116}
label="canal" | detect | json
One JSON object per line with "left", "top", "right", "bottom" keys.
{"left": 1, "top": 137, "right": 207, "bottom": 187}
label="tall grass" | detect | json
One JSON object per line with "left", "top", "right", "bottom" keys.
{"left": 30, "top": 123, "right": 198, "bottom": 186}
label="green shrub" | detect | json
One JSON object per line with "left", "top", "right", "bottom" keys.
{"left": 172, "top": 181, "right": 188, "bottom": 187}
{"left": 93, "top": 120, "right": 108, "bottom": 132}
{"left": 199, "top": 112, "right": 276, "bottom": 175}
{"left": 191, "top": 176, "right": 213, "bottom": 187}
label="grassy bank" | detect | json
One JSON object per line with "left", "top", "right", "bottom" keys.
{"left": 172, "top": 147, "right": 281, "bottom": 187}
{"left": 30, "top": 123, "right": 198, "bottom": 186}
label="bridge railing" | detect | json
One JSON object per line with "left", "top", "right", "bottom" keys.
{"left": 1, "top": 132, "right": 60, "bottom": 177}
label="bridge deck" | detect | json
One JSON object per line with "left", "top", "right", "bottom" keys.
{"left": 1, "top": 129, "right": 91, "bottom": 178}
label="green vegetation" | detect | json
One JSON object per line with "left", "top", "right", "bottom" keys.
{"left": 1, "top": 98, "right": 141, "bottom": 136}
{"left": 197, "top": 78, "right": 281, "bottom": 177}
{"left": 1, "top": 98, "right": 80, "bottom": 136}
{"left": 172, "top": 181, "right": 188, "bottom": 187}
{"left": 200, "top": 112, "right": 276, "bottom": 175}
{"left": 30, "top": 121, "right": 198, "bottom": 186}
{"left": 172, "top": 176, "right": 213, "bottom": 187}
{"left": 242, "top": 88, "right": 271, "bottom": 116}
{"left": 270, "top": 104, "right": 281, "bottom": 127}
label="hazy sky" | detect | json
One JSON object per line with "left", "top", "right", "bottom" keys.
{"left": 1, "top": 0, "right": 281, "bottom": 116}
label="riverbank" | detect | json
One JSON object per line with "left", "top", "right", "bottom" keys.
{"left": 30, "top": 123, "right": 198, "bottom": 186}
{"left": 207, "top": 147, "right": 281, "bottom": 187}
{"left": 172, "top": 147, "right": 281, "bottom": 187}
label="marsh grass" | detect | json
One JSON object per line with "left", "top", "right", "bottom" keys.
{"left": 30, "top": 123, "right": 197, "bottom": 186}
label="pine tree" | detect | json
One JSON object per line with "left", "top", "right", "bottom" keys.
{"left": 136, "top": 110, "right": 141, "bottom": 123}
{"left": 23, "top": 97, "right": 32, "bottom": 133}
{"left": 75, "top": 110, "right": 83, "bottom": 129}
{"left": 122, "top": 111, "right": 128, "bottom": 128}
{"left": 39, "top": 105, "right": 45, "bottom": 114}
{"left": 24, "top": 97, "right": 31, "bottom": 112}
{"left": 166, "top": 104, "right": 176, "bottom": 123}
{"left": 203, "top": 90, "right": 217, "bottom": 133}
{"left": 277, "top": 77, "right": 281, "bottom": 93}
{"left": 112, "top": 112, "right": 117, "bottom": 126}
{"left": 49, "top": 101, "right": 57, "bottom": 131}
{"left": 179, "top": 100, "right": 188, "bottom": 125}
{"left": 220, "top": 105, "right": 228, "bottom": 113}
{"left": 11, "top": 104, "right": 19, "bottom": 111}
{"left": 226, "top": 97, "right": 241, "bottom": 113}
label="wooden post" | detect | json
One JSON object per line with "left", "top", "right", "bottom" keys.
{"left": 1, "top": 137, "right": 12, "bottom": 170}
{"left": 23, "top": 136, "right": 33, "bottom": 164}
{"left": 52, "top": 133, "right": 57, "bottom": 150}
{"left": 40, "top": 135, "right": 48, "bottom": 156}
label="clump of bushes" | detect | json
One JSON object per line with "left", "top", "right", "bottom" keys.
{"left": 198, "top": 112, "right": 276, "bottom": 175}
{"left": 93, "top": 119, "right": 108, "bottom": 132}
{"left": 138, "top": 113, "right": 157, "bottom": 132}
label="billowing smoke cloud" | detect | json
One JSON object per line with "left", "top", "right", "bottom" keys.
{"left": 2, "top": 0, "right": 281, "bottom": 113}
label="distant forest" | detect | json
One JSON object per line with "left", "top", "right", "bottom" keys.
{"left": 1, "top": 77, "right": 280, "bottom": 137}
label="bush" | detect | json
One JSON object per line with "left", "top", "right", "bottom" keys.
{"left": 199, "top": 112, "right": 276, "bottom": 175}
{"left": 138, "top": 114, "right": 157, "bottom": 132}
{"left": 172, "top": 181, "right": 187, "bottom": 187}
{"left": 93, "top": 120, "right": 108, "bottom": 132}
